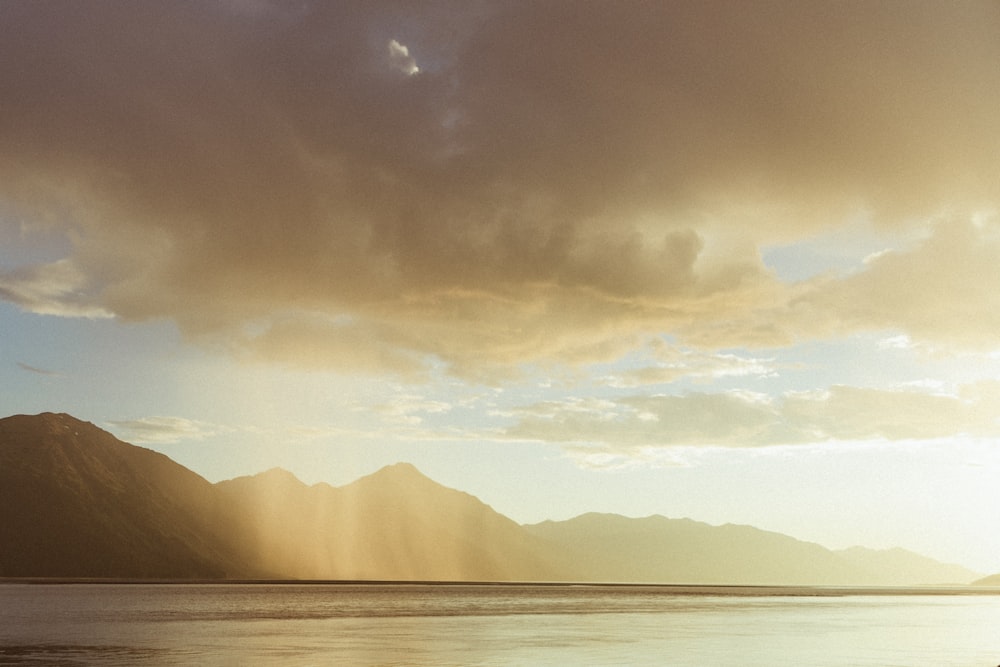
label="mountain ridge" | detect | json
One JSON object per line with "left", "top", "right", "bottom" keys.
{"left": 0, "top": 412, "right": 262, "bottom": 578}
{"left": 0, "top": 412, "right": 981, "bottom": 584}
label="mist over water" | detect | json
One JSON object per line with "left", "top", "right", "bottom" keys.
{"left": 1, "top": 583, "right": 999, "bottom": 666}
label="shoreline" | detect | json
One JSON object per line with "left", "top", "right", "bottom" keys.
{"left": 2, "top": 578, "right": 998, "bottom": 596}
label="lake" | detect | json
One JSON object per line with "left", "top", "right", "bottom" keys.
{"left": 1, "top": 582, "right": 998, "bottom": 665}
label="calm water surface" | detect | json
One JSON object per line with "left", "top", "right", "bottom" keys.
{"left": 1, "top": 583, "right": 998, "bottom": 665}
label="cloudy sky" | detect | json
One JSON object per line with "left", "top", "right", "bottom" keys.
{"left": 2, "top": 0, "right": 1000, "bottom": 573}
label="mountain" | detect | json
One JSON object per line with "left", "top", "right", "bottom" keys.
{"left": 0, "top": 413, "right": 555, "bottom": 581}
{"left": 215, "top": 462, "right": 558, "bottom": 581}
{"left": 971, "top": 573, "right": 1000, "bottom": 586}
{"left": 527, "top": 513, "right": 867, "bottom": 585}
{"left": 0, "top": 412, "right": 981, "bottom": 584}
{"left": 0, "top": 412, "right": 257, "bottom": 578}
{"left": 526, "top": 514, "right": 980, "bottom": 585}
{"left": 835, "top": 546, "right": 978, "bottom": 586}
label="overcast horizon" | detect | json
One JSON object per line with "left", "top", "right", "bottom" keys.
{"left": 2, "top": 0, "right": 1000, "bottom": 574}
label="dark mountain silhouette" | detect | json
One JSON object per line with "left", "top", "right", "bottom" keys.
{"left": 0, "top": 412, "right": 258, "bottom": 578}
{"left": 0, "top": 413, "right": 981, "bottom": 584}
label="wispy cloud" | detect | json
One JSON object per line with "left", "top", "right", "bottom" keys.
{"left": 505, "top": 381, "right": 1000, "bottom": 453}
{"left": 604, "top": 342, "right": 777, "bottom": 388}
{"left": 16, "top": 361, "right": 62, "bottom": 377}
{"left": 374, "top": 393, "right": 452, "bottom": 426}
{"left": 106, "top": 416, "right": 223, "bottom": 445}
{"left": 0, "top": 260, "right": 111, "bottom": 319}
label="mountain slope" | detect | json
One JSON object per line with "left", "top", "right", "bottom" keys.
{"left": 216, "top": 463, "right": 559, "bottom": 581}
{"left": 526, "top": 513, "right": 981, "bottom": 585}
{"left": 0, "top": 412, "right": 255, "bottom": 578}
{"left": 526, "top": 513, "right": 868, "bottom": 585}
{"left": 336, "top": 462, "right": 559, "bottom": 580}
{"left": 835, "top": 546, "right": 978, "bottom": 586}
{"left": 971, "top": 573, "right": 1000, "bottom": 586}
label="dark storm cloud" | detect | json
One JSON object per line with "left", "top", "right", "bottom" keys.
{"left": 1, "top": 0, "right": 997, "bottom": 376}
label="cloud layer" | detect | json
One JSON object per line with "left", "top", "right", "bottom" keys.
{"left": 505, "top": 381, "right": 1000, "bottom": 457}
{"left": 1, "top": 1, "right": 998, "bottom": 377}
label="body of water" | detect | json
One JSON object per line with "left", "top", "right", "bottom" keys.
{"left": 1, "top": 582, "right": 998, "bottom": 665}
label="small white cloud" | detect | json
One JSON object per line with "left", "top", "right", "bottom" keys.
{"left": 878, "top": 334, "right": 912, "bottom": 350}
{"left": 388, "top": 39, "right": 419, "bottom": 75}
{"left": 564, "top": 443, "right": 696, "bottom": 471}
{"left": 375, "top": 393, "right": 451, "bottom": 425}
{"left": 605, "top": 343, "right": 777, "bottom": 388}
{"left": 862, "top": 248, "right": 893, "bottom": 265}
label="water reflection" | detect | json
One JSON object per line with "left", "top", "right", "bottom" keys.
{"left": 1, "top": 584, "right": 998, "bottom": 666}
{"left": 0, "top": 643, "right": 166, "bottom": 664}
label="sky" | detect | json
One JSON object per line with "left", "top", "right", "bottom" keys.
{"left": 2, "top": 0, "right": 1000, "bottom": 574}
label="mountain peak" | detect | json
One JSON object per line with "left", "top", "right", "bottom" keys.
{"left": 375, "top": 462, "right": 423, "bottom": 476}
{"left": 256, "top": 467, "right": 304, "bottom": 484}
{"left": 33, "top": 411, "right": 76, "bottom": 423}
{"left": 352, "top": 462, "right": 432, "bottom": 485}
{"left": 2, "top": 411, "right": 96, "bottom": 435}
{"left": 221, "top": 467, "right": 307, "bottom": 491}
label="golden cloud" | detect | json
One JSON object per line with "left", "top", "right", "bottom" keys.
{"left": 1, "top": 2, "right": 997, "bottom": 376}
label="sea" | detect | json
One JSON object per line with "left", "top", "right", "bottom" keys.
{"left": 1, "top": 582, "right": 998, "bottom": 666}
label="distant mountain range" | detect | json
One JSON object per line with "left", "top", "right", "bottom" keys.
{"left": 0, "top": 412, "right": 982, "bottom": 584}
{"left": 971, "top": 573, "right": 1000, "bottom": 586}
